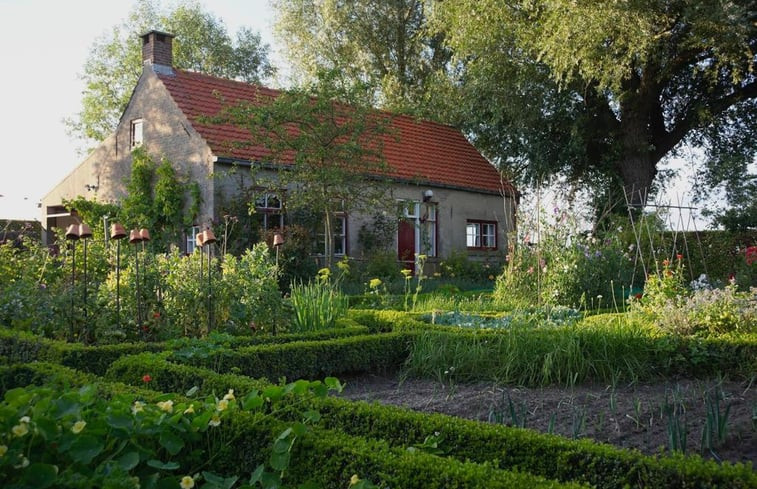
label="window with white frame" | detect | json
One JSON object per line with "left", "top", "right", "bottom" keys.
{"left": 254, "top": 193, "right": 284, "bottom": 230}
{"left": 399, "top": 200, "right": 437, "bottom": 257}
{"left": 315, "top": 215, "right": 346, "bottom": 256}
{"left": 186, "top": 225, "right": 201, "bottom": 253}
{"left": 466, "top": 220, "right": 497, "bottom": 249}
{"left": 130, "top": 119, "right": 143, "bottom": 148}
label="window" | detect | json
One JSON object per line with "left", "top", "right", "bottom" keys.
{"left": 186, "top": 225, "right": 201, "bottom": 253}
{"left": 466, "top": 220, "right": 497, "bottom": 249}
{"left": 130, "top": 119, "right": 143, "bottom": 148}
{"left": 254, "top": 193, "right": 284, "bottom": 231}
{"left": 315, "top": 215, "right": 346, "bottom": 256}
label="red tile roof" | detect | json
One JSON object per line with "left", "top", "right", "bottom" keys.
{"left": 157, "top": 69, "right": 513, "bottom": 194}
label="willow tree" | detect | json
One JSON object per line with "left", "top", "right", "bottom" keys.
{"left": 436, "top": 0, "right": 757, "bottom": 208}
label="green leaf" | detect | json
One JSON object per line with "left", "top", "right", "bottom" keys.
{"left": 262, "top": 386, "right": 283, "bottom": 403}
{"left": 242, "top": 393, "right": 264, "bottom": 411}
{"left": 147, "top": 459, "right": 180, "bottom": 470}
{"left": 202, "top": 471, "right": 238, "bottom": 489}
{"left": 192, "top": 410, "right": 213, "bottom": 430}
{"left": 4, "top": 387, "right": 32, "bottom": 406}
{"left": 302, "top": 410, "right": 321, "bottom": 423}
{"left": 324, "top": 377, "right": 344, "bottom": 393}
{"left": 107, "top": 412, "right": 134, "bottom": 430}
{"left": 21, "top": 463, "right": 58, "bottom": 488}
{"left": 68, "top": 435, "right": 104, "bottom": 464}
{"left": 159, "top": 432, "right": 185, "bottom": 456}
{"left": 269, "top": 450, "right": 291, "bottom": 471}
{"left": 52, "top": 398, "right": 80, "bottom": 419}
{"left": 118, "top": 451, "right": 141, "bottom": 471}
{"left": 185, "top": 386, "right": 200, "bottom": 397}
{"left": 248, "top": 464, "right": 265, "bottom": 484}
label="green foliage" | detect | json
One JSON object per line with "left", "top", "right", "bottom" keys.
{"left": 494, "top": 208, "right": 634, "bottom": 309}
{"left": 439, "top": 251, "right": 500, "bottom": 282}
{"left": 214, "top": 68, "right": 392, "bottom": 268}
{"left": 289, "top": 279, "right": 349, "bottom": 333}
{"left": 273, "top": 0, "right": 449, "bottom": 114}
{"left": 435, "top": 0, "right": 757, "bottom": 207}
{"left": 65, "top": 0, "right": 274, "bottom": 147}
{"left": 167, "top": 333, "right": 415, "bottom": 382}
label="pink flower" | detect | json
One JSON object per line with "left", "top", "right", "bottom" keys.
{"left": 142, "top": 374, "right": 152, "bottom": 383}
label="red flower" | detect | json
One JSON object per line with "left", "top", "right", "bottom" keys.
{"left": 142, "top": 374, "right": 152, "bottom": 383}
{"left": 676, "top": 254, "right": 683, "bottom": 261}
{"left": 746, "top": 246, "right": 757, "bottom": 266}
{"left": 634, "top": 293, "right": 643, "bottom": 300}
{"left": 662, "top": 259, "right": 670, "bottom": 267}
{"left": 152, "top": 311, "right": 160, "bottom": 319}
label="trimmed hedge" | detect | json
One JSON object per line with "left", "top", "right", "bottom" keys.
{"left": 105, "top": 353, "right": 757, "bottom": 489}
{"left": 0, "top": 323, "right": 369, "bottom": 375}
{"left": 3, "top": 362, "right": 582, "bottom": 489}
{"left": 169, "top": 332, "right": 417, "bottom": 381}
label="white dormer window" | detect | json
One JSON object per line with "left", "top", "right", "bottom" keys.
{"left": 131, "top": 119, "right": 143, "bottom": 148}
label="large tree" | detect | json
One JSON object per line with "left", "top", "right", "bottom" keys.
{"left": 435, "top": 0, "right": 757, "bottom": 208}
{"left": 65, "top": 0, "right": 275, "bottom": 148}
{"left": 273, "top": 0, "right": 449, "bottom": 114}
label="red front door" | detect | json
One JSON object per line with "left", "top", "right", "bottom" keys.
{"left": 398, "top": 219, "right": 415, "bottom": 273}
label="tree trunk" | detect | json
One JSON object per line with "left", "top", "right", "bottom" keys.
{"left": 616, "top": 100, "right": 658, "bottom": 209}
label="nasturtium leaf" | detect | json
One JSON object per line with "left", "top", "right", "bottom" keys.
{"left": 147, "top": 459, "right": 180, "bottom": 470}
{"left": 21, "top": 463, "right": 58, "bottom": 488}
{"left": 249, "top": 464, "right": 265, "bottom": 484}
{"left": 4, "top": 387, "right": 32, "bottom": 406}
{"left": 52, "top": 398, "right": 80, "bottom": 419}
{"left": 106, "top": 412, "right": 134, "bottom": 430}
{"left": 302, "top": 410, "right": 321, "bottom": 423}
{"left": 34, "top": 417, "right": 58, "bottom": 440}
{"left": 118, "top": 451, "right": 141, "bottom": 471}
{"left": 324, "top": 377, "right": 344, "bottom": 393}
{"left": 69, "top": 435, "right": 104, "bottom": 464}
{"left": 311, "top": 383, "right": 328, "bottom": 398}
{"left": 78, "top": 384, "right": 98, "bottom": 404}
{"left": 262, "top": 386, "right": 283, "bottom": 403}
{"left": 269, "top": 450, "right": 291, "bottom": 471}
{"left": 292, "top": 422, "right": 308, "bottom": 436}
{"left": 192, "top": 410, "right": 213, "bottom": 430}
{"left": 242, "top": 393, "right": 264, "bottom": 411}
{"left": 202, "top": 471, "right": 238, "bottom": 488}
{"left": 159, "top": 432, "right": 185, "bottom": 456}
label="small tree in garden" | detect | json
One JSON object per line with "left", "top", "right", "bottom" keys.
{"left": 215, "top": 70, "right": 393, "bottom": 269}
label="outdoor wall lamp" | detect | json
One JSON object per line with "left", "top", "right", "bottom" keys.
{"left": 422, "top": 189, "right": 434, "bottom": 202}
{"left": 273, "top": 232, "right": 284, "bottom": 267}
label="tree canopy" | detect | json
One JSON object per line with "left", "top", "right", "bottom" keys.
{"left": 434, "top": 0, "right": 757, "bottom": 211}
{"left": 273, "top": 0, "right": 449, "bottom": 114}
{"left": 66, "top": 0, "right": 275, "bottom": 149}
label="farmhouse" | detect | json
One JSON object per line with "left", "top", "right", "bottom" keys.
{"left": 42, "top": 31, "right": 516, "bottom": 269}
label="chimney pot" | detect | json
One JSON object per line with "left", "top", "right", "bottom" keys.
{"left": 141, "top": 30, "right": 174, "bottom": 73}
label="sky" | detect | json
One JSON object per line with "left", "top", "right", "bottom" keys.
{"left": 0, "top": 0, "right": 707, "bottom": 228}
{"left": 0, "top": 0, "right": 278, "bottom": 221}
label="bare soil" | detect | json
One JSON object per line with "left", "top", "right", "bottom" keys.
{"left": 339, "top": 374, "right": 757, "bottom": 466}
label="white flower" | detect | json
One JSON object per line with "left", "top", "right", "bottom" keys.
{"left": 183, "top": 404, "right": 195, "bottom": 415}
{"left": 217, "top": 399, "right": 229, "bottom": 411}
{"left": 180, "top": 475, "right": 195, "bottom": 489}
{"left": 19, "top": 416, "right": 30, "bottom": 424}
{"left": 132, "top": 401, "right": 145, "bottom": 414}
{"left": 157, "top": 400, "right": 174, "bottom": 413}
{"left": 208, "top": 415, "right": 221, "bottom": 427}
{"left": 71, "top": 420, "right": 86, "bottom": 434}
{"left": 12, "top": 423, "right": 28, "bottom": 437}
{"left": 223, "top": 389, "right": 235, "bottom": 401}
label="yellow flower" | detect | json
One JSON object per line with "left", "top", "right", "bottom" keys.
{"left": 157, "top": 400, "right": 174, "bottom": 413}
{"left": 349, "top": 474, "right": 360, "bottom": 486}
{"left": 12, "top": 423, "right": 28, "bottom": 437}
{"left": 208, "top": 415, "right": 221, "bottom": 427}
{"left": 336, "top": 258, "right": 350, "bottom": 272}
{"left": 401, "top": 269, "right": 412, "bottom": 278}
{"left": 369, "top": 278, "right": 382, "bottom": 289}
{"left": 132, "top": 401, "right": 145, "bottom": 414}
{"left": 217, "top": 399, "right": 229, "bottom": 411}
{"left": 317, "top": 267, "right": 331, "bottom": 277}
{"left": 180, "top": 475, "right": 195, "bottom": 489}
{"left": 223, "top": 389, "right": 235, "bottom": 401}
{"left": 416, "top": 254, "right": 427, "bottom": 261}
{"left": 183, "top": 404, "right": 195, "bottom": 415}
{"left": 71, "top": 420, "right": 87, "bottom": 434}
{"left": 0, "top": 444, "right": 7, "bottom": 457}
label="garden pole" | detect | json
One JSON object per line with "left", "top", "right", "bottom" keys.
{"left": 202, "top": 229, "right": 217, "bottom": 334}
{"left": 79, "top": 224, "right": 93, "bottom": 329}
{"left": 64, "top": 224, "right": 80, "bottom": 341}
{"left": 110, "top": 223, "right": 127, "bottom": 331}
{"left": 129, "top": 230, "right": 143, "bottom": 330}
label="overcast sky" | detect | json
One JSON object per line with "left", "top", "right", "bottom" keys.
{"left": 0, "top": 0, "right": 706, "bottom": 228}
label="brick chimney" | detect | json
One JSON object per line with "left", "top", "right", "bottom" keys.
{"left": 141, "top": 31, "right": 174, "bottom": 73}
